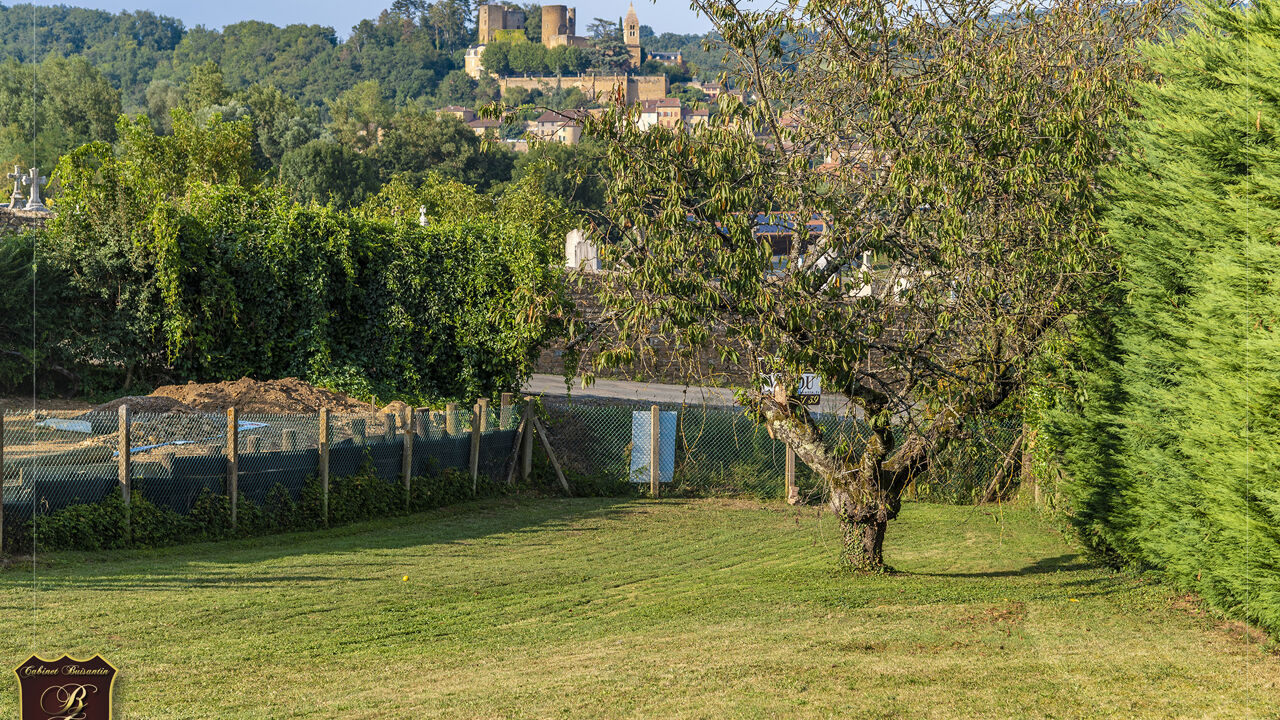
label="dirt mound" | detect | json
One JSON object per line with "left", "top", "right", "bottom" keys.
{"left": 92, "top": 395, "right": 197, "bottom": 415}
{"left": 380, "top": 400, "right": 413, "bottom": 418}
{"left": 149, "top": 377, "right": 376, "bottom": 415}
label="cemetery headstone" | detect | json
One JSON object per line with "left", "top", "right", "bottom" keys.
{"left": 6, "top": 166, "right": 23, "bottom": 210}
{"left": 22, "top": 168, "right": 47, "bottom": 212}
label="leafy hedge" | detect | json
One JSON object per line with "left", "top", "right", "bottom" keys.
{"left": 1047, "top": 0, "right": 1279, "bottom": 635}
{"left": 5, "top": 111, "right": 571, "bottom": 402}
{"left": 4, "top": 465, "right": 500, "bottom": 554}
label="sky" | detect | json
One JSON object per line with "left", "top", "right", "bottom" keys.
{"left": 30, "top": 0, "right": 713, "bottom": 37}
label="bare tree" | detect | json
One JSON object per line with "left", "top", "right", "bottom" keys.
{"left": 578, "top": 0, "right": 1172, "bottom": 569}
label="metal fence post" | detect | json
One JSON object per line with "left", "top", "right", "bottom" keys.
{"left": 118, "top": 404, "right": 131, "bottom": 531}
{"left": 402, "top": 407, "right": 413, "bottom": 509}
{"left": 227, "top": 407, "right": 238, "bottom": 529}
{"left": 319, "top": 408, "right": 330, "bottom": 527}
{"left": 650, "top": 404, "right": 660, "bottom": 498}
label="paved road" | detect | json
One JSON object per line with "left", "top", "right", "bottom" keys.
{"left": 523, "top": 374, "right": 857, "bottom": 416}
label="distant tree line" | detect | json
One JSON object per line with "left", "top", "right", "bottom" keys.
{"left": 0, "top": 2, "right": 713, "bottom": 208}
{"left": 0, "top": 53, "right": 608, "bottom": 216}
{"left": 0, "top": 3, "right": 729, "bottom": 111}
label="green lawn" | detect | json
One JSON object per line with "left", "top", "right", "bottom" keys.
{"left": 0, "top": 498, "right": 1273, "bottom": 718}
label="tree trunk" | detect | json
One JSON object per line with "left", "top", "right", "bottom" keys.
{"left": 843, "top": 515, "right": 888, "bottom": 570}
{"left": 755, "top": 393, "right": 926, "bottom": 573}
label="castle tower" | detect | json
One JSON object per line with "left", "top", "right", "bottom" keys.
{"left": 624, "top": 3, "right": 641, "bottom": 68}
{"left": 542, "top": 5, "right": 571, "bottom": 46}
{"left": 478, "top": 4, "right": 525, "bottom": 43}
{"left": 478, "top": 4, "right": 499, "bottom": 43}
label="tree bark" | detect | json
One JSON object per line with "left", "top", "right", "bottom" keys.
{"left": 844, "top": 514, "right": 888, "bottom": 571}
{"left": 755, "top": 393, "right": 906, "bottom": 571}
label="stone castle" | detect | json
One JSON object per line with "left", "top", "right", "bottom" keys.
{"left": 466, "top": 3, "right": 670, "bottom": 103}
{"left": 472, "top": 2, "right": 642, "bottom": 64}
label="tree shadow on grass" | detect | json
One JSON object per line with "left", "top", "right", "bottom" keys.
{"left": 0, "top": 496, "right": 639, "bottom": 592}
{"left": 896, "top": 552, "right": 1137, "bottom": 602}
{"left": 914, "top": 553, "right": 1094, "bottom": 578}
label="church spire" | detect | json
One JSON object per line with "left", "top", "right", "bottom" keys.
{"left": 624, "top": 1, "right": 642, "bottom": 68}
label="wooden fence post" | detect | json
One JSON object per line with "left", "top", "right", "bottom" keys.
{"left": 118, "top": 404, "right": 131, "bottom": 531}
{"left": 227, "top": 407, "right": 238, "bottom": 529}
{"left": 470, "top": 403, "right": 482, "bottom": 492}
{"left": 520, "top": 400, "right": 533, "bottom": 482}
{"left": 785, "top": 446, "right": 797, "bottom": 504}
{"left": 1, "top": 413, "right": 6, "bottom": 554}
{"left": 500, "top": 393, "right": 513, "bottom": 430}
{"left": 446, "top": 403, "right": 458, "bottom": 436}
{"left": 319, "top": 408, "right": 330, "bottom": 527}
{"left": 478, "top": 397, "right": 489, "bottom": 432}
{"left": 650, "top": 404, "right": 660, "bottom": 498}
{"left": 1024, "top": 425, "right": 1041, "bottom": 506}
{"left": 402, "top": 408, "right": 414, "bottom": 509}
{"left": 531, "top": 416, "right": 571, "bottom": 494}
{"left": 415, "top": 409, "right": 429, "bottom": 438}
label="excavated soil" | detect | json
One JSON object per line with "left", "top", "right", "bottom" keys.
{"left": 145, "top": 377, "right": 376, "bottom": 414}
{"left": 92, "top": 395, "right": 198, "bottom": 415}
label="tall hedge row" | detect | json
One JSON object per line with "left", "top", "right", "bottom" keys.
{"left": 3, "top": 111, "right": 571, "bottom": 402}
{"left": 1049, "top": 0, "right": 1279, "bottom": 633}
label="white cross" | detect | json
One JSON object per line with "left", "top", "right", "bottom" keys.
{"left": 6, "top": 165, "right": 23, "bottom": 209}
{"left": 22, "top": 167, "right": 47, "bottom": 212}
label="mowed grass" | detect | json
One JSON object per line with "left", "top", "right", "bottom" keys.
{"left": 0, "top": 498, "right": 1273, "bottom": 719}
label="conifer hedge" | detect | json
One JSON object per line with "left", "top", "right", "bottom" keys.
{"left": 1049, "top": 0, "right": 1279, "bottom": 634}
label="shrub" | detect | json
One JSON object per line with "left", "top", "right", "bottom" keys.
{"left": 1049, "top": 0, "right": 1280, "bottom": 634}
{"left": 0, "top": 466, "right": 526, "bottom": 554}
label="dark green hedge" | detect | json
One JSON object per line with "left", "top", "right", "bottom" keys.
{"left": 3, "top": 465, "right": 500, "bottom": 554}
{"left": 1047, "top": 0, "right": 1279, "bottom": 635}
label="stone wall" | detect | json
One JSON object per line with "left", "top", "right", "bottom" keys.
{"left": 0, "top": 207, "right": 50, "bottom": 236}
{"left": 500, "top": 74, "right": 668, "bottom": 104}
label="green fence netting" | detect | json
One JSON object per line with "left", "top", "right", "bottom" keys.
{"left": 536, "top": 397, "right": 1021, "bottom": 502}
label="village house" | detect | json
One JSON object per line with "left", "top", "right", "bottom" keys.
{"left": 440, "top": 106, "right": 476, "bottom": 123}
{"left": 529, "top": 109, "right": 586, "bottom": 144}
{"left": 467, "top": 117, "right": 501, "bottom": 138}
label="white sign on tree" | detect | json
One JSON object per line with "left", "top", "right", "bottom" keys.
{"left": 763, "top": 373, "right": 821, "bottom": 405}
{"left": 797, "top": 373, "right": 821, "bottom": 405}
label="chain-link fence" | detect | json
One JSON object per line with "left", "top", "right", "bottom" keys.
{"left": 0, "top": 403, "right": 523, "bottom": 552}
{"left": 0, "top": 396, "right": 1021, "bottom": 551}
{"left": 536, "top": 397, "right": 1022, "bottom": 503}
